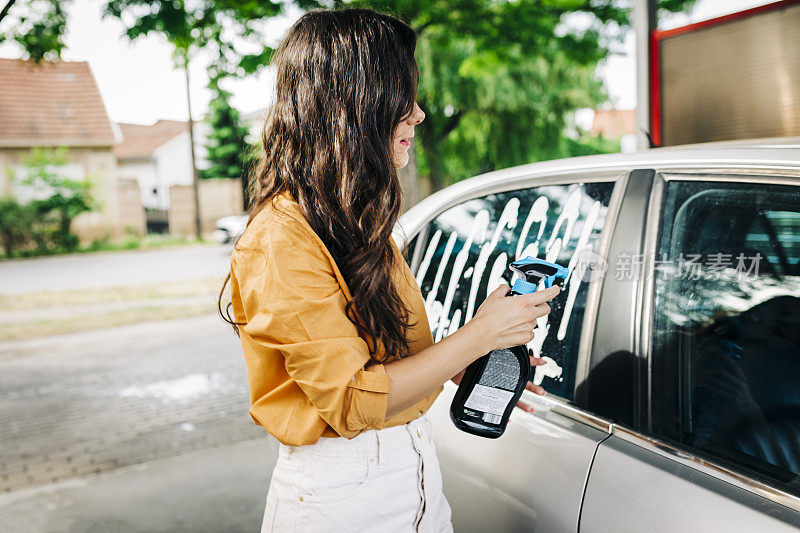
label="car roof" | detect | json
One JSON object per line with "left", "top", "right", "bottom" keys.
{"left": 396, "top": 136, "right": 800, "bottom": 241}
{"left": 476, "top": 135, "right": 800, "bottom": 181}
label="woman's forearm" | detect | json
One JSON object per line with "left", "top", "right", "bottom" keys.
{"left": 382, "top": 321, "right": 488, "bottom": 419}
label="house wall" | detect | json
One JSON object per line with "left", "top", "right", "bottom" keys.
{"left": 168, "top": 178, "right": 244, "bottom": 237}
{"left": 139, "top": 125, "right": 209, "bottom": 210}
{"left": 116, "top": 177, "right": 147, "bottom": 237}
{"left": 0, "top": 146, "right": 145, "bottom": 245}
{"left": 117, "top": 159, "right": 160, "bottom": 209}
{"left": 154, "top": 132, "right": 194, "bottom": 195}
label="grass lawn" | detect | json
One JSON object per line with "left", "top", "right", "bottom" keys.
{"left": 0, "top": 278, "right": 228, "bottom": 342}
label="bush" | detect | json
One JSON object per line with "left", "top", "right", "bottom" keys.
{"left": 8, "top": 147, "right": 100, "bottom": 255}
{"left": 0, "top": 196, "right": 37, "bottom": 258}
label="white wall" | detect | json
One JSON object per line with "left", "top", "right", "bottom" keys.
{"left": 154, "top": 132, "right": 193, "bottom": 192}
{"left": 118, "top": 123, "right": 209, "bottom": 211}
{"left": 117, "top": 160, "right": 160, "bottom": 209}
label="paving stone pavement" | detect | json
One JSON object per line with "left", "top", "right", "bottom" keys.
{"left": 0, "top": 438, "right": 278, "bottom": 533}
{"left": 0, "top": 243, "right": 234, "bottom": 295}
{"left": 0, "top": 312, "right": 265, "bottom": 494}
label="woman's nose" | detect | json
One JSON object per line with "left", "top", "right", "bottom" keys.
{"left": 410, "top": 102, "right": 425, "bottom": 124}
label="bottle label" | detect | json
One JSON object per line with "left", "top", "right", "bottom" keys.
{"left": 475, "top": 348, "right": 520, "bottom": 389}
{"left": 464, "top": 384, "right": 514, "bottom": 418}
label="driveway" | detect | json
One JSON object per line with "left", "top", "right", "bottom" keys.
{"left": 0, "top": 312, "right": 279, "bottom": 531}
{"left": 0, "top": 243, "right": 235, "bottom": 294}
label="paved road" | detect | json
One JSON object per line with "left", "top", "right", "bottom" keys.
{"left": 0, "top": 243, "right": 236, "bottom": 294}
{"left": 0, "top": 244, "right": 289, "bottom": 531}
{"left": 0, "top": 438, "right": 277, "bottom": 533}
{"left": 0, "top": 313, "right": 266, "bottom": 496}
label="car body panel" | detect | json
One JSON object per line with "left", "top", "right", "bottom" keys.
{"left": 394, "top": 139, "right": 800, "bottom": 532}
{"left": 581, "top": 167, "right": 800, "bottom": 531}
{"left": 581, "top": 431, "right": 800, "bottom": 532}
{"left": 401, "top": 170, "right": 627, "bottom": 532}
{"left": 428, "top": 383, "right": 609, "bottom": 533}
{"left": 214, "top": 214, "right": 248, "bottom": 243}
{"left": 580, "top": 169, "right": 654, "bottom": 429}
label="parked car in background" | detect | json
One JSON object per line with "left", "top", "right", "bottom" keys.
{"left": 214, "top": 214, "right": 248, "bottom": 244}
{"left": 393, "top": 137, "right": 800, "bottom": 532}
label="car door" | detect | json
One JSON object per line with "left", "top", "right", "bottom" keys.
{"left": 580, "top": 170, "right": 800, "bottom": 531}
{"left": 398, "top": 170, "right": 626, "bottom": 532}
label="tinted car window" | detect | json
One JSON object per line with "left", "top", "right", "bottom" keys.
{"left": 651, "top": 179, "right": 800, "bottom": 494}
{"left": 414, "top": 182, "right": 614, "bottom": 401}
{"left": 400, "top": 232, "right": 418, "bottom": 268}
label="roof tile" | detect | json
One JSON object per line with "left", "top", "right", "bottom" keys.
{"left": 113, "top": 120, "right": 188, "bottom": 159}
{"left": 0, "top": 58, "right": 116, "bottom": 147}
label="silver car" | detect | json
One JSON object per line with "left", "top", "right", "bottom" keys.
{"left": 213, "top": 214, "right": 249, "bottom": 244}
{"left": 394, "top": 137, "right": 800, "bottom": 532}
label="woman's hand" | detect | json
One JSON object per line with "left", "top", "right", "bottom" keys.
{"left": 386, "top": 283, "right": 558, "bottom": 420}
{"left": 450, "top": 354, "right": 549, "bottom": 412}
{"left": 464, "top": 282, "right": 560, "bottom": 356}
{"left": 517, "top": 357, "right": 548, "bottom": 413}
{"left": 455, "top": 283, "right": 559, "bottom": 412}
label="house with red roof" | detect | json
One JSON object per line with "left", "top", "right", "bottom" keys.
{"left": 590, "top": 108, "right": 638, "bottom": 153}
{"left": 113, "top": 119, "right": 209, "bottom": 213}
{"left": 0, "top": 58, "right": 145, "bottom": 243}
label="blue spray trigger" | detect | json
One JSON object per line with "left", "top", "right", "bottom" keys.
{"left": 449, "top": 256, "right": 569, "bottom": 438}
{"left": 508, "top": 257, "right": 569, "bottom": 299}
{"left": 511, "top": 278, "right": 538, "bottom": 295}
{"left": 543, "top": 268, "right": 569, "bottom": 289}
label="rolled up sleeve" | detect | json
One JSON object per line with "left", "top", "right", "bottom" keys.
{"left": 230, "top": 222, "right": 391, "bottom": 439}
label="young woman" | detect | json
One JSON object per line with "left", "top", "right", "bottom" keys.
{"left": 218, "top": 8, "right": 559, "bottom": 532}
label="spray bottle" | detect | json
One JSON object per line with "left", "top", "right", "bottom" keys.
{"left": 450, "top": 257, "right": 569, "bottom": 438}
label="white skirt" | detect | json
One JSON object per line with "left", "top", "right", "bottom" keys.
{"left": 261, "top": 414, "right": 454, "bottom": 532}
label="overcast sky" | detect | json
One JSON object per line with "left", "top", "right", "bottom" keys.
{"left": 0, "top": 0, "right": 774, "bottom": 125}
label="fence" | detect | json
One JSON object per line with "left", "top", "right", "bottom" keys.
{"left": 168, "top": 178, "right": 244, "bottom": 237}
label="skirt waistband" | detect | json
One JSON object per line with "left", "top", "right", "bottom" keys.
{"left": 278, "top": 415, "right": 431, "bottom": 464}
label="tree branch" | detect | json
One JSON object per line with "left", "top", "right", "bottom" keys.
{"left": 0, "top": 0, "right": 18, "bottom": 25}
{"left": 415, "top": 20, "right": 434, "bottom": 35}
{"left": 441, "top": 110, "right": 463, "bottom": 139}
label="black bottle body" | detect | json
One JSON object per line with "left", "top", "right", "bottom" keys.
{"left": 449, "top": 289, "right": 531, "bottom": 439}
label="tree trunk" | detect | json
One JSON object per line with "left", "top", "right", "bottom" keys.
{"left": 241, "top": 175, "right": 249, "bottom": 212}
{"left": 184, "top": 54, "right": 202, "bottom": 240}
{"left": 423, "top": 142, "right": 446, "bottom": 193}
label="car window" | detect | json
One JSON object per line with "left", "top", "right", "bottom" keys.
{"left": 399, "top": 231, "right": 418, "bottom": 268}
{"left": 414, "top": 181, "right": 615, "bottom": 401}
{"left": 650, "top": 178, "right": 800, "bottom": 495}
{"left": 744, "top": 210, "right": 800, "bottom": 276}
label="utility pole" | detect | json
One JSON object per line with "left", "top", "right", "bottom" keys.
{"left": 633, "top": 0, "right": 658, "bottom": 150}
{"left": 184, "top": 51, "right": 202, "bottom": 240}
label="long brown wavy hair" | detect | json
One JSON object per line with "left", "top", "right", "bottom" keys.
{"left": 218, "top": 7, "right": 419, "bottom": 363}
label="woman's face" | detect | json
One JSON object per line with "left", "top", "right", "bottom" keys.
{"left": 392, "top": 101, "right": 425, "bottom": 168}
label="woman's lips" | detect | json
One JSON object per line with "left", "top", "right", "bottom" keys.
{"left": 399, "top": 137, "right": 411, "bottom": 146}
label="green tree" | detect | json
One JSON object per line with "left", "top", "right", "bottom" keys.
{"left": 0, "top": 0, "right": 319, "bottom": 74}
{"left": 339, "top": 0, "right": 695, "bottom": 189}
{"left": 0, "top": 0, "right": 70, "bottom": 61}
{"left": 0, "top": 196, "right": 37, "bottom": 258}
{"left": 3, "top": 0, "right": 696, "bottom": 193}
{"left": 201, "top": 75, "right": 253, "bottom": 210}
{"left": 9, "top": 147, "right": 100, "bottom": 253}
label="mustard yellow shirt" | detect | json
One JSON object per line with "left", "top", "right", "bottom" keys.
{"left": 229, "top": 190, "right": 443, "bottom": 446}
